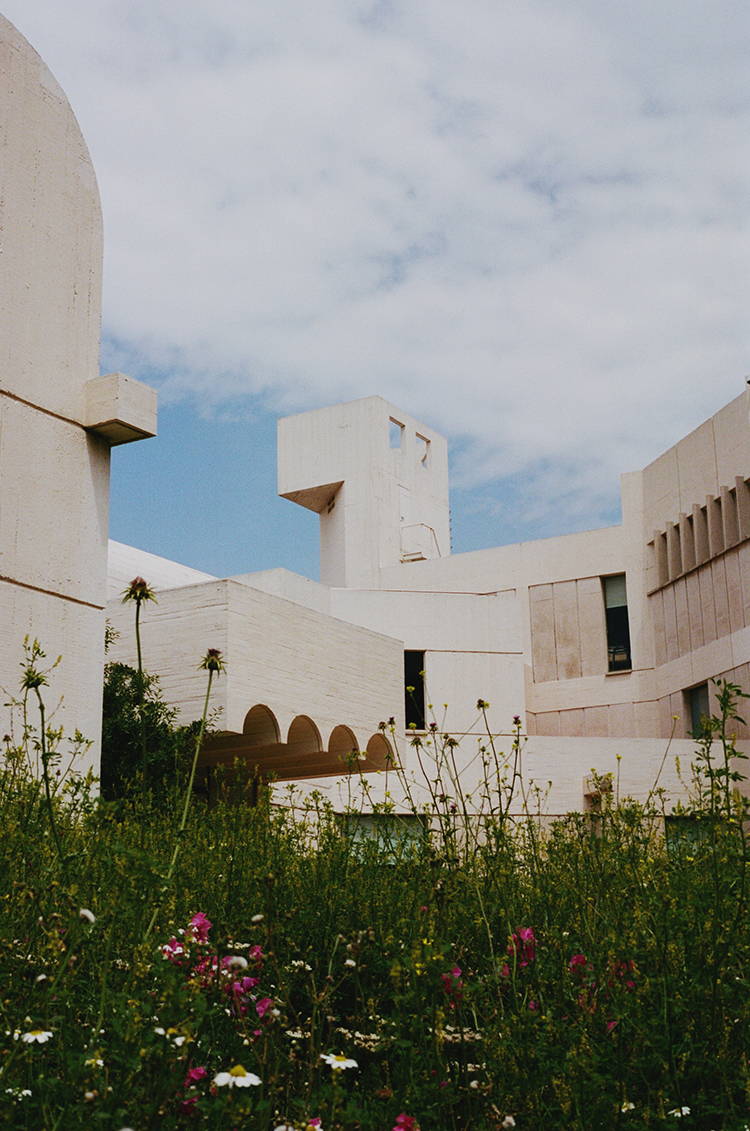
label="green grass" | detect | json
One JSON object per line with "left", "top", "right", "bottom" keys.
{"left": 1, "top": 765, "right": 750, "bottom": 1130}
{"left": 2, "top": 654, "right": 750, "bottom": 1130}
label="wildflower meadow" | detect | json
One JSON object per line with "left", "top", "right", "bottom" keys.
{"left": 2, "top": 621, "right": 750, "bottom": 1129}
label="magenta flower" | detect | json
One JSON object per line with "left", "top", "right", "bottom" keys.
{"left": 162, "top": 937, "right": 185, "bottom": 964}
{"left": 234, "top": 975, "right": 260, "bottom": 993}
{"left": 440, "top": 965, "right": 464, "bottom": 1009}
{"left": 508, "top": 927, "right": 536, "bottom": 967}
{"left": 609, "top": 958, "right": 637, "bottom": 992}
{"left": 569, "top": 953, "right": 588, "bottom": 973}
{"left": 184, "top": 1066, "right": 208, "bottom": 1087}
{"left": 188, "top": 912, "right": 212, "bottom": 943}
{"left": 255, "top": 996, "right": 274, "bottom": 1019}
{"left": 393, "top": 1115, "right": 420, "bottom": 1131}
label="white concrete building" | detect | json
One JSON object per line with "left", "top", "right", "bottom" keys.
{"left": 0, "top": 15, "right": 156, "bottom": 769}
{"left": 4, "top": 15, "right": 746, "bottom": 813}
{"left": 106, "top": 389, "right": 750, "bottom": 816}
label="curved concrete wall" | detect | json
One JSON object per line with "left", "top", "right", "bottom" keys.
{"left": 0, "top": 17, "right": 156, "bottom": 775}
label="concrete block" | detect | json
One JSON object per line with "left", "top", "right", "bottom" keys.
{"left": 85, "top": 373, "right": 157, "bottom": 445}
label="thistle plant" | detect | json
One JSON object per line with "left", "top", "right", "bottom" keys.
{"left": 121, "top": 575, "right": 157, "bottom": 788}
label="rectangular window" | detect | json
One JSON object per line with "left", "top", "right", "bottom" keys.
{"left": 404, "top": 650, "right": 425, "bottom": 730}
{"left": 338, "top": 813, "right": 427, "bottom": 858}
{"left": 603, "top": 574, "right": 631, "bottom": 672}
{"left": 685, "top": 682, "right": 710, "bottom": 738}
{"left": 389, "top": 417, "right": 404, "bottom": 449}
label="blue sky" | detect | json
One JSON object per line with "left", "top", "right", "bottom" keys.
{"left": 6, "top": 1, "right": 749, "bottom": 581}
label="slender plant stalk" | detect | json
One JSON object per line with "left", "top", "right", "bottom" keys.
{"left": 120, "top": 578, "right": 157, "bottom": 797}
{"left": 33, "top": 686, "right": 67, "bottom": 880}
{"left": 144, "top": 651, "right": 223, "bottom": 941}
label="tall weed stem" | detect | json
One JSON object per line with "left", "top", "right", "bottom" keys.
{"left": 144, "top": 649, "right": 224, "bottom": 941}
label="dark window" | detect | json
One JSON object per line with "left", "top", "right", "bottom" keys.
{"left": 603, "top": 574, "right": 631, "bottom": 672}
{"left": 686, "top": 682, "right": 710, "bottom": 738}
{"left": 404, "top": 650, "right": 425, "bottom": 730}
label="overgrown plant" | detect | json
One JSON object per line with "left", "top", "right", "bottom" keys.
{"left": 100, "top": 660, "right": 201, "bottom": 798}
{"left": 121, "top": 575, "right": 157, "bottom": 789}
{"left": 3, "top": 638, "right": 750, "bottom": 1129}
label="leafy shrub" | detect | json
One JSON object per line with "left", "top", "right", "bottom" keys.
{"left": 100, "top": 661, "right": 200, "bottom": 799}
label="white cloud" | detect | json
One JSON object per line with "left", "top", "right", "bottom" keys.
{"left": 4, "top": 0, "right": 749, "bottom": 528}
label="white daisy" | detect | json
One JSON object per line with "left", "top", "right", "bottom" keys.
{"left": 17, "top": 1029, "right": 53, "bottom": 1044}
{"left": 320, "top": 1052, "right": 358, "bottom": 1070}
{"left": 213, "top": 1064, "right": 262, "bottom": 1088}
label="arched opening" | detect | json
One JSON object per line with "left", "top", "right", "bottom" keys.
{"left": 328, "top": 724, "right": 359, "bottom": 763}
{"left": 287, "top": 715, "right": 322, "bottom": 757}
{"left": 366, "top": 732, "right": 394, "bottom": 768}
{"left": 242, "top": 704, "right": 280, "bottom": 746}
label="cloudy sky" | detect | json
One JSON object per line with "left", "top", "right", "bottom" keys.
{"left": 6, "top": 1, "right": 749, "bottom": 578}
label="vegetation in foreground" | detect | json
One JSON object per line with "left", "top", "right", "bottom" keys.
{"left": 1, "top": 635, "right": 750, "bottom": 1129}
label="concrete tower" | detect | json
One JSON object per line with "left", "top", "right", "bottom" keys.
{"left": 278, "top": 397, "right": 450, "bottom": 587}
{"left": 0, "top": 16, "right": 156, "bottom": 771}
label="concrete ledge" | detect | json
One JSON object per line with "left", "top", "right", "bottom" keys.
{"left": 85, "top": 373, "right": 157, "bottom": 445}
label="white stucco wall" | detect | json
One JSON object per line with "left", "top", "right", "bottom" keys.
{"left": 105, "top": 579, "right": 404, "bottom": 757}
{"left": 0, "top": 15, "right": 107, "bottom": 770}
{"left": 1, "top": 17, "right": 155, "bottom": 774}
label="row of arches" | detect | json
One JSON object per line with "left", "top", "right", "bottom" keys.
{"left": 243, "top": 704, "right": 362, "bottom": 760}
{"left": 199, "top": 703, "right": 394, "bottom": 782}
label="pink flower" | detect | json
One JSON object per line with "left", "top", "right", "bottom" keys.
{"left": 528, "top": 999, "right": 539, "bottom": 1011}
{"left": 569, "top": 953, "right": 588, "bottom": 973}
{"left": 393, "top": 1115, "right": 420, "bottom": 1131}
{"left": 233, "top": 975, "right": 260, "bottom": 994}
{"left": 440, "top": 966, "right": 464, "bottom": 1009}
{"left": 606, "top": 1019, "right": 618, "bottom": 1033}
{"left": 188, "top": 912, "right": 212, "bottom": 943}
{"left": 184, "top": 1066, "right": 208, "bottom": 1086}
{"left": 255, "top": 996, "right": 274, "bottom": 1019}
{"left": 609, "top": 959, "right": 637, "bottom": 992}
{"left": 162, "top": 937, "right": 185, "bottom": 964}
{"left": 508, "top": 927, "right": 536, "bottom": 968}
